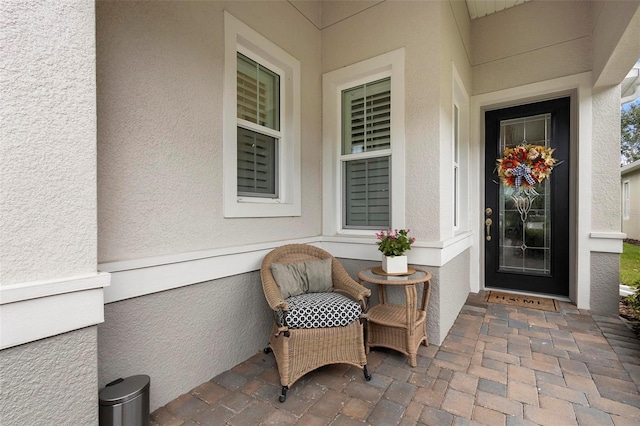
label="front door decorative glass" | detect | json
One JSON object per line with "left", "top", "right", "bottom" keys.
{"left": 496, "top": 115, "right": 558, "bottom": 276}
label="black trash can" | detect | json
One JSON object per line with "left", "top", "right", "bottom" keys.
{"left": 99, "top": 375, "right": 150, "bottom": 426}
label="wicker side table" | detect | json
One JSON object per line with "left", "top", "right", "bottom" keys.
{"left": 358, "top": 267, "right": 431, "bottom": 367}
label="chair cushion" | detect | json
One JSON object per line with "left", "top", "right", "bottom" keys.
{"left": 280, "top": 292, "right": 362, "bottom": 329}
{"left": 271, "top": 258, "right": 333, "bottom": 298}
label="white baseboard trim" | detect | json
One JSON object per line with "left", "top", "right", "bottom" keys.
{"left": 100, "top": 233, "right": 473, "bottom": 304}
{"left": 0, "top": 273, "right": 110, "bottom": 350}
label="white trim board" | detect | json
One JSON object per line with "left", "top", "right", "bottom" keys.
{"left": 101, "top": 233, "right": 473, "bottom": 304}
{"left": 0, "top": 273, "right": 109, "bottom": 350}
{"left": 590, "top": 232, "right": 626, "bottom": 253}
{"left": 1, "top": 272, "right": 110, "bottom": 304}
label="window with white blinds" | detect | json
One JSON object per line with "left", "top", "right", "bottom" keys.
{"left": 344, "top": 157, "right": 390, "bottom": 227}
{"left": 224, "top": 11, "right": 301, "bottom": 218}
{"left": 237, "top": 53, "right": 279, "bottom": 131}
{"left": 341, "top": 78, "right": 391, "bottom": 228}
{"left": 342, "top": 78, "right": 391, "bottom": 155}
{"left": 237, "top": 127, "right": 277, "bottom": 197}
{"left": 236, "top": 53, "right": 280, "bottom": 198}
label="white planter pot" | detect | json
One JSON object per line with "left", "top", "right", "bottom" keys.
{"left": 382, "top": 255, "right": 408, "bottom": 274}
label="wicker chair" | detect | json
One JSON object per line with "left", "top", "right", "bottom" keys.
{"left": 260, "top": 244, "right": 372, "bottom": 402}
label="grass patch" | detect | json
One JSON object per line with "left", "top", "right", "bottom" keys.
{"left": 621, "top": 242, "right": 640, "bottom": 286}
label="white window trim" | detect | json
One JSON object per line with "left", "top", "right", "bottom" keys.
{"left": 452, "top": 63, "right": 470, "bottom": 234}
{"left": 453, "top": 104, "right": 460, "bottom": 231}
{"left": 623, "top": 180, "right": 630, "bottom": 219}
{"left": 223, "top": 11, "right": 301, "bottom": 217}
{"left": 322, "top": 48, "right": 406, "bottom": 236}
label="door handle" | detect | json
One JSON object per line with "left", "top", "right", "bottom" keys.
{"left": 485, "top": 218, "right": 492, "bottom": 241}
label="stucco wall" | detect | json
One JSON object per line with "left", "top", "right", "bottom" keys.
{"left": 622, "top": 168, "right": 640, "bottom": 240}
{"left": 590, "top": 252, "right": 620, "bottom": 314}
{"left": 471, "top": 0, "right": 591, "bottom": 96}
{"left": 0, "top": 1, "right": 99, "bottom": 424}
{"left": 0, "top": 327, "right": 98, "bottom": 426}
{"left": 435, "top": 248, "right": 470, "bottom": 342}
{"left": 98, "top": 272, "right": 271, "bottom": 410}
{"left": 592, "top": 86, "right": 623, "bottom": 231}
{"left": 96, "top": 1, "right": 322, "bottom": 262}
{"left": 1, "top": 0, "right": 97, "bottom": 284}
{"left": 322, "top": 1, "right": 442, "bottom": 240}
{"left": 439, "top": 0, "right": 473, "bottom": 237}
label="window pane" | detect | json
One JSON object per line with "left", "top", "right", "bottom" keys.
{"left": 342, "top": 78, "right": 390, "bottom": 155}
{"left": 237, "top": 53, "right": 280, "bottom": 130}
{"left": 454, "top": 166, "right": 459, "bottom": 227}
{"left": 344, "top": 157, "right": 390, "bottom": 228}
{"left": 454, "top": 105, "right": 459, "bottom": 162}
{"left": 237, "top": 127, "right": 277, "bottom": 197}
{"left": 453, "top": 104, "right": 459, "bottom": 228}
{"left": 624, "top": 181, "right": 630, "bottom": 218}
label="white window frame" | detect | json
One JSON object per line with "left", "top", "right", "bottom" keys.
{"left": 623, "top": 180, "right": 630, "bottom": 220}
{"left": 322, "top": 49, "right": 405, "bottom": 235}
{"left": 223, "top": 11, "right": 301, "bottom": 217}
{"left": 453, "top": 103, "right": 460, "bottom": 230}
{"left": 452, "top": 64, "right": 469, "bottom": 233}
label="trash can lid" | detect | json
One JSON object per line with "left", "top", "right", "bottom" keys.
{"left": 99, "top": 375, "right": 150, "bottom": 406}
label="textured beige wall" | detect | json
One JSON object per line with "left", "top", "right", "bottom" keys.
{"left": 97, "top": 1, "right": 322, "bottom": 262}
{"left": 98, "top": 272, "right": 271, "bottom": 410}
{"left": 590, "top": 252, "right": 620, "bottom": 314}
{"left": 592, "top": 86, "right": 623, "bottom": 231}
{"left": 1, "top": 0, "right": 97, "bottom": 284}
{"left": 622, "top": 169, "right": 640, "bottom": 240}
{"left": 0, "top": 1, "right": 99, "bottom": 425}
{"left": 433, "top": 248, "right": 470, "bottom": 343}
{"left": 322, "top": 1, "right": 443, "bottom": 240}
{"left": 321, "top": 0, "right": 383, "bottom": 29}
{"left": 439, "top": 0, "right": 472, "bottom": 237}
{"left": 471, "top": 0, "right": 592, "bottom": 95}
{"left": 320, "top": 1, "right": 471, "bottom": 343}
{"left": 0, "top": 327, "right": 98, "bottom": 426}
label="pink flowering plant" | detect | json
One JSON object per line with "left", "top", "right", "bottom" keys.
{"left": 376, "top": 229, "right": 416, "bottom": 257}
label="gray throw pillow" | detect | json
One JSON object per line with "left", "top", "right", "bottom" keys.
{"left": 271, "top": 258, "right": 333, "bottom": 297}
{"left": 305, "top": 258, "right": 333, "bottom": 293}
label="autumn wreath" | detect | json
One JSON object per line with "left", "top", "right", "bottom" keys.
{"left": 496, "top": 144, "right": 557, "bottom": 188}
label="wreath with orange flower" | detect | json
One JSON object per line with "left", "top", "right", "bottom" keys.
{"left": 496, "top": 145, "right": 557, "bottom": 188}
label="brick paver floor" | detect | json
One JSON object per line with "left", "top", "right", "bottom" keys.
{"left": 151, "top": 292, "right": 640, "bottom": 425}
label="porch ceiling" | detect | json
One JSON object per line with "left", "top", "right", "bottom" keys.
{"left": 465, "top": 0, "right": 530, "bottom": 19}
{"left": 292, "top": 0, "right": 531, "bottom": 29}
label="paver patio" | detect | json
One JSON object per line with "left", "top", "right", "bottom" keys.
{"left": 151, "top": 291, "right": 640, "bottom": 425}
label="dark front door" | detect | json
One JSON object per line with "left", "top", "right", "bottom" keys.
{"left": 484, "top": 97, "right": 570, "bottom": 296}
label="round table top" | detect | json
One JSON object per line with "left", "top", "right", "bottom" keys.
{"left": 358, "top": 267, "right": 431, "bottom": 285}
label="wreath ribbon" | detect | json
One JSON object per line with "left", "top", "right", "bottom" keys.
{"left": 510, "top": 164, "right": 536, "bottom": 188}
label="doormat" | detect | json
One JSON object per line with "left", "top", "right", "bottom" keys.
{"left": 486, "top": 291, "right": 558, "bottom": 312}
